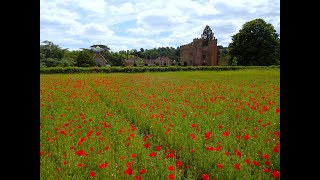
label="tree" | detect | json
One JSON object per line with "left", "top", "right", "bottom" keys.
{"left": 90, "top": 44, "right": 110, "bottom": 52}
{"left": 40, "top": 41, "right": 68, "bottom": 67}
{"left": 201, "top": 25, "right": 214, "bottom": 46}
{"left": 228, "top": 19, "right": 280, "bottom": 66}
{"left": 75, "top": 50, "right": 96, "bottom": 67}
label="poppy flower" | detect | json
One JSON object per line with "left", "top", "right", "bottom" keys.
{"left": 168, "top": 174, "right": 174, "bottom": 179}
{"left": 124, "top": 167, "right": 133, "bottom": 175}
{"left": 99, "top": 162, "right": 108, "bottom": 169}
{"left": 149, "top": 152, "right": 156, "bottom": 157}
{"left": 176, "top": 161, "right": 182, "bottom": 169}
{"left": 234, "top": 164, "right": 240, "bottom": 170}
{"left": 201, "top": 174, "right": 209, "bottom": 180}
{"left": 262, "top": 154, "right": 269, "bottom": 159}
{"left": 265, "top": 161, "right": 270, "bottom": 166}
{"left": 244, "top": 134, "right": 249, "bottom": 140}
{"left": 263, "top": 168, "right": 270, "bottom": 173}
{"left": 272, "top": 170, "right": 280, "bottom": 179}
{"left": 75, "top": 150, "right": 86, "bottom": 156}
{"left": 168, "top": 166, "right": 174, "bottom": 171}
{"left": 144, "top": 143, "right": 150, "bottom": 148}
{"left": 140, "top": 169, "right": 146, "bottom": 175}
{"left": 89, "top": 171, "right": 95, "bottom": 177}
{"left": 217, "top": 164, "right": 223, "bottom": 169}
{"left": 204, "top": 132, "right": 212, "bottom": 140}
{"left": 131, "top": 154, "right": 137, "bottom": 158}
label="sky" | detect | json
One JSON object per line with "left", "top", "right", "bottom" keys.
{"left": 40, "top": 0, "right": 280, "bottom": 52}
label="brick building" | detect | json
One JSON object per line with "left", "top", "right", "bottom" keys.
{"left": 180, "top": 37, "right": 219, "bottom": 66}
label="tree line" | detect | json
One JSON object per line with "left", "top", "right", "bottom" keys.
{"left": 40, "top": 18, "right": 280, "bottom": 67}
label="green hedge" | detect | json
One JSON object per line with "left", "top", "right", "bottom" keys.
{"left": 40, "top": 65, "right": 280, "bottom": 74}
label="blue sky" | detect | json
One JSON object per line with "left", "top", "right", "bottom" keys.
{"left": 40, "top": 0, "right": 280, "bottom": 52}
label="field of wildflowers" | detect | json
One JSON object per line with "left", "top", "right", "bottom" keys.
{"left": 40, "top": 69, "right": 280, "bottom": 179}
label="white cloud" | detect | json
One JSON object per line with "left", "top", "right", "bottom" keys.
{"left": 40, "top": 0, "right": 280, "bottom": 51}
{"left": 77, "top": 0, "right": 108, "bottom": 14}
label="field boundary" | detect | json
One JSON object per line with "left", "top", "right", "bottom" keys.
{"left": 40, "top": 65, "right": 280, "bottom": 74}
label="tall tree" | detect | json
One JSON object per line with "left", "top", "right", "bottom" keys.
{"left": 90, "top": 44, "right": 110, "bottom": 52}
{"left": 201, "top": 25, "right": 214, "bottom": 46}
{"left": 40, "top": 41, "right": 68, "bottom": 67}
{"left": 228, "top": 19, "right": 280, "bottom": 66}
{"left": 75, "top": 50, "right": 96, "bottom": 67}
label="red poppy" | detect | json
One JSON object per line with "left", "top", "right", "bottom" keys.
{"left": 131, "top": 154, "right": 137, "bottom": 158}
{"left": 263, "top": 168, "right": 270, "bottom": 173}
{"left": 134, "top": 176, "right": 142, "bottom": 180}
{"left": 166, "top": 153, "right": 174, "bottom": 159}
{"left": 77, "top": 163, "right": 85, "bottom": 167}
{"left": 63, "top": 161, "right": 68, "bottom": 165}
{"left": 244, "top": 134, "right": 249, "bottom": 140}
{"left": 273, "top": 144, "right": 280, "bottom": 153}
{"left": 59, "top": 130, "right": 67, "bottom": 135}
{"left": 75, "top": 150, "right": 86, "bottom": 156}
{"left": 124, "top": 167, "right": 133, "bottom": 175}
{"left": 156, "top": 146, "right": 161, "bottom": 151}
{"left": 272, "top": 170, "right": 280, "bottom": 179}
{"left": 189, "top": 133, "right": 196, "bottom": 139}
{"left": 252, "top": 160, "right": 260, "bottom": 166}
{"left": 244, "top": 158, "right": 250, "bottom": 164}
{"left": 204, "top": 131, "right": 212, "bottom": 140}
{"left": 144, "top": 143, "right": 150, "bottom": 148}
{"left": 168, "top": 174, "right": 174, "bottom": 179}
{"left": 201, "top": 174, "right": 209, "bottom": 180}
{"left": 217, "top": 164, "right": 223, "bottom": 169}
{"left": 235, "top": 150, "right": 242, "bottom": 157}
{"left": 234, "top": 164, "right": 240, "bottom": 170}
{"left": 206, "top": 146, "right": 215, "bottom": 151}
{"left": 149, "top": 152, "right": 156, "bottom": 157}
{"left": 176, "top": 161, "right": 182, "bottom": 169}
{"left": 89, "top": 171, "right": 95, "bottom": 177}
{"left": 191, "top": 124, "right": 197, "bottom": 127}
{"left": 262, "top": 106, "right": 269, "bottom": 111}
{"left": 275, "top": 108, "right": 280, "bottom": 113}
{"left": 262, "top": 154, "right": 269, "bottom": 159}
{"left": 265, "top": 160, "right": 270, "bottom": 166}
{"left": 99, "top": 162, "right": 108, "bottom": 169}
{"left": 222, "top": 132, "right": 230, "bottom": 136}
{"left": 168, "top": 166, "right": 174, "bottom": 171}
{"left": 140, "top": 169, "right": 146, "bottom": 175}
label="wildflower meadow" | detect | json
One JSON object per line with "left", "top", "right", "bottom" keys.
{"left": 40, "top": 69, "right": 280, "bottom": 179}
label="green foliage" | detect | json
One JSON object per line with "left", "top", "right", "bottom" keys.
{"left": 228, "top": 18, "right": 280, "bottom": 66}
{"left": 75, "top": 50, "right": 96, "bottom": 67}
{"left": 201, "top": 25, "right": 214, "bottom": 46}
{"left": 40, "top": 41, "right": 69, "bottom": 67}
{"left": 40, "top": 65, "right": 279, "bottom": 74}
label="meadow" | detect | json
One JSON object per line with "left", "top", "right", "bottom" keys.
{"left": 40, "top": 69, "right": 280, "bottom": 179}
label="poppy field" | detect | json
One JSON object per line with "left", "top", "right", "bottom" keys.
{"left": 40, "top": 69, "right": 280, "bottom": 179}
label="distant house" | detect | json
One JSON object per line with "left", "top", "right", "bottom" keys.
{"left": 124, "top": 56, "right": 139, "bottom": 66}
{"left": 124, "top": 56, "right": 173, "bottom": 66}
{"left": 152, "top": 56, "right": 172, "bottom": 66}
{"left": 93, "top": 52, "right": 109, "bottom": 66}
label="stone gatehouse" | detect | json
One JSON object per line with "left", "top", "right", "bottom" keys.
{"left": 180, "top": 37, "right": 219, "bottom": 66}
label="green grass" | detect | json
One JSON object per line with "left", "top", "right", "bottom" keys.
{"left": 40, "top": 69, "right": 280, "bottom": 179}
